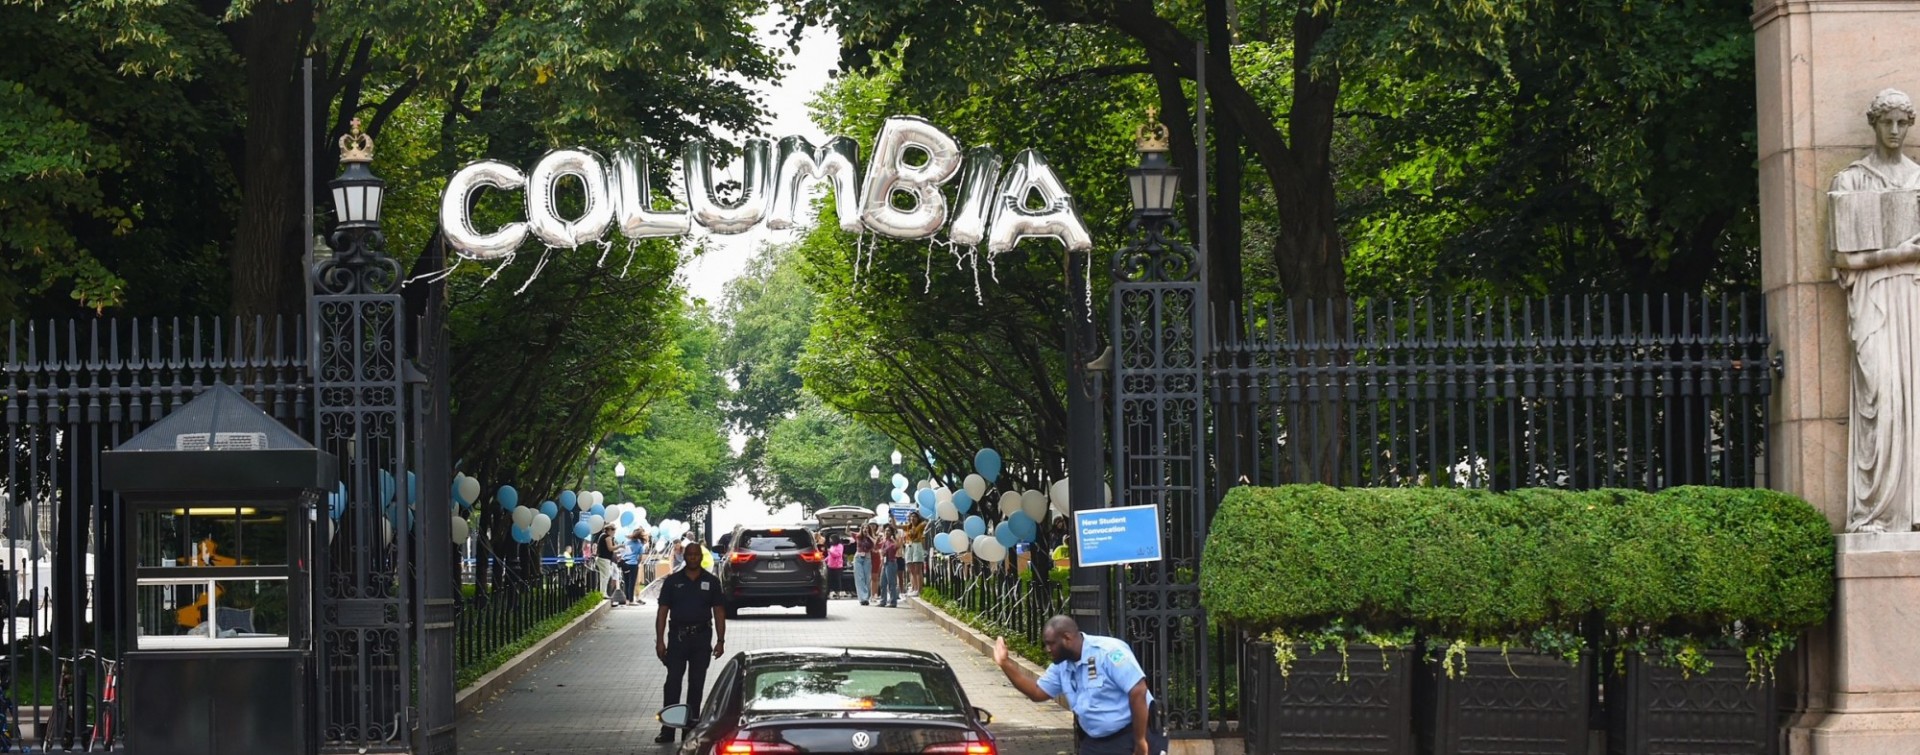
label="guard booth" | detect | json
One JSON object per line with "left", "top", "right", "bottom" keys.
{"left": 102, "top": 384, "right": 335, "bottom": 755}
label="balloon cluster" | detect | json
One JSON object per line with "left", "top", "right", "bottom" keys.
{"left": 913, "top": 448, "right": 1114, "bottom": 564}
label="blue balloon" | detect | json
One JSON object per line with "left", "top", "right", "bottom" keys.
{"left": 451, "top": 480, "right": 469, "bottom": 509}
{"left": 558, "top": 490, "right": 578, "bottom": 511}
{"left": 497, "top": 485, "right": 519, "bottom": 510}
{"left": 621, "top": 511, "right": 636, "bottom": 527}
{"left": 540, "top": 501, "right": 559, "bottom": 519}
{"left": 589, "top": 504, "right": 606, "bottom": 518}
{"left": 916, "top": 488, "right": 937, "bottom": 508}
{"left": 974, "top": 448, "right": 1002, "bottom": 484}
{"left": 511, "top": 524, "right": 533, "bottom": 544}
{"left": 1008, "top": 511, "right": 1038, "bottom": 542}
{"left": 573, "top": 521, "right": 592, "bottom": 540}
{"left": 995, "top": 525, "right": 1019, "bottom": 548}
{"left": 891, "top": 488, "right": 909, "bottom": 504}
{"left": 963, "top": 515, "right": 986, "bottom": 539}
{"left": 406, "top": 471, "right": 419, "bottom": 505}
{"left": 952, "top": 490, "right": 974, "bottom": 514}
{"left": 330, "top": 482, "right": 347, "bottom": 520}
{"left": 919, "top": 499, "right": 937, "bottom": 520}
{"left": 379, "top": 469, "right": 396, "bottom": 506}
{"left": 892, "top": 473, "right": 909, "bottom": 491}
{"left": 932, "top": 532, "right": 954, "bottom": 555}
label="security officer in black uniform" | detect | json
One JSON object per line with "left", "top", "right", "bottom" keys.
{"left": 654, "top": 541, "right": 725, "bottom": 743}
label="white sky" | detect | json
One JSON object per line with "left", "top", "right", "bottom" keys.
{"left": 701, "top": 12, "right": 842, "bottom": 541}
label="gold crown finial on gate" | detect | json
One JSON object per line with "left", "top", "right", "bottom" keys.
{"left": 339, "top": 117, "right": 374, "bottom": 163}
{"left": 1135, "top": 107, "right": 1170, "bottom": 153}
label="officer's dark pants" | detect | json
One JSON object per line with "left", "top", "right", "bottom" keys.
{"left": 1075, "top": 701, "right": 1169, "bottom": 755}
{"left": 661, "top": 624, "right": 713, "bottom": 736}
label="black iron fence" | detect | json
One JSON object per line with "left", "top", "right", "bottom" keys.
{"left": 1211, "top": 294, "right": 1772, "bottom": 491}
{"left": 455, "top": 562, "right": 590, "bottom": 675}
{"left": 922, "top": 555, "right": 1066, "bottom": 657}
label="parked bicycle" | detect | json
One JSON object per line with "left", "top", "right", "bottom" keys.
{"left": 42, "top": 648, "right": 117, "bottom": 751}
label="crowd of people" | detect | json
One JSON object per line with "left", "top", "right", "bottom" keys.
{"left": 566, "top": 523, "right": 711, "bottom": 607}
{"left": 822, "top": 512, "right": 929, "bottom": 607}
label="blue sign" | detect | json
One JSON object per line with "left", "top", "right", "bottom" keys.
{"left": 890, "top": 506, "right": 914, "bottom": 525}
{"left": 1072, "top": 504, "right": 1162, "bottom": 568}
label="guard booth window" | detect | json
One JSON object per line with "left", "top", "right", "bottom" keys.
{"left": 133, "top": 505, "right": 293, "bottom": 649}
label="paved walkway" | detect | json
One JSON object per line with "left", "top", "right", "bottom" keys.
{"left": 458, "top": 596, "right": 1076, "bottom": 755}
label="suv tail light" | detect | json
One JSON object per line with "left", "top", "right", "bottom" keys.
{"left": 721, "top": 737, "right": 799, "bottom": 754}
{"left": 798, "top": 549, "right": 824, "bottom": 563}
{"left": 923, "top": 743, "right": 995, "bottom": 755}
{"left": 729, "top": 552, "right": 755, "bottom": 565}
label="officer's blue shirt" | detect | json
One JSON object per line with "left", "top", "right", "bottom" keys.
{"left": 1035, "top": 634, "right": 1154, "bottom": 738}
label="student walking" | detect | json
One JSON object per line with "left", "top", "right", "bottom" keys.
{"left": 876, "top": 526, "right": 902, "bottom": 608}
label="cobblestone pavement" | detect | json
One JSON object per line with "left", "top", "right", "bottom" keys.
{"left": 458, "top": 596, "right": 1076, "bottom": 755}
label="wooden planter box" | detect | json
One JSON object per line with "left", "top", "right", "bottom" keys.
{"left": 1418, "top": 648, "right": 1590, "bottom": 754}
{"left": 1243, "top": 640, "right": 1413, "bottom": 755}
{"left": 1605, "top": 649, "right": 1776, "bottom": 755}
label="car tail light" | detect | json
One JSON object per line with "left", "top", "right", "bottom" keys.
{"left": 720, "top": 737, "right": 799, "bottom": 754}
{"left": 798, "top": 549, "right": 823, "bottom": 563}
{"left": 923, "top": 743, "right": 995, "bottom": 755}
{"left": 730, "top": 551, "right": 755, "bottom": 565}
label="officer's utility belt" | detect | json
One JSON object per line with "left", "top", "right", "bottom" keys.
{"left": 668, "top": 623, "right": 711, "bottom": 640}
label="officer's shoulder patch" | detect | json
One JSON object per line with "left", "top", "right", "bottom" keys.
{"left": 1108, "top": 650, "right": 1127, "bottom": 664}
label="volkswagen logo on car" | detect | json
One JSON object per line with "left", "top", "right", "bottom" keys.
{"left": 851, "top": 731, "right": 873, "bottom": 751}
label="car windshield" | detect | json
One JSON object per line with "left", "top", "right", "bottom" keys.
{"left": 742, "top": 531, "right": 813, "bottom": 551}
{"left": 744, "top": 662, "right": 965, "bottom": 714}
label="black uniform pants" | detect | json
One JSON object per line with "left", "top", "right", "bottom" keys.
{"left": 1074, "top": 701, "right": 1168, "bottom": 755}
{"left": 661, "top": 624, "right": 713, "bottom": 732}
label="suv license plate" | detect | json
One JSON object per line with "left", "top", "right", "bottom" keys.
{"left": 762, "top": 561, "right": 789, "bottom": 571}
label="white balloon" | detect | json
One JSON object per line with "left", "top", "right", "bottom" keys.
{"left": 936, "top": 500, "right": 960, "bottom": 522}
{"left": 998, "top": 491, "right": 1022, "bottom": 517}
{"left": 456, "top": 475, "right": 481, "bottom": 506}
{"left": 919, "top": 480, "right": 933, "bottom": 490}
{"left": 963, "top": 474, "right": 987, "bottom": 500}
{"left": 1049, "top": 479, "right": 1070, "bottom": 507}
{"left": 950, "top": 532, "right": 972, "bottom": 555}
{"left": 511, "top": 505, "right": 535, "bottom": 527}
{"left": 1022, "top": 490, "right": 1049, "bottom": 521}
{"left": 441, "top": 160, "right": 530, "bottom": 260}
{"left": 1052, "top": 494, "right": 1069, "bottom": 519}
{"left": 609, "top": 147, "right": 693, "bottom": 240}
{"left": 860, "top": 116, "right": 963, "bottom": 239}
{"left": 935, "top": 487, "right": 953, "bottom": 506}
{"left": 589, "top": 491, "right": 604, "bottom": 508}
{"left": 1105, "top": 482, "right": 1114, "bottom": 506}
{"left": 451, "top": 515, "right": 470, "bottom": 544}
{"left": 986, "top": 149, "right": 1093, "bottom": 255}
{"left": 586, "top": 515, "right": 604, "bottom": 534}
{"left": 874, "top": 503, "right": 890, "bottom": 519}
{"left": 531, "top": 513, "right": 553, "bottom": 540}
{"left": 684, "top": 139, "right": 772, "bottom": 234}
{"left": 526, "top": 149, "right": 615, "bottom": 249}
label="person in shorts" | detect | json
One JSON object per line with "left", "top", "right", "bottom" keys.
{"left": 903, "top": 512, "right": 928, "bottom": 597}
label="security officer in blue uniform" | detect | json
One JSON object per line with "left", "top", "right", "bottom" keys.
{"left": 995, "top": 616, "right": 1169, "bottom": 755}
{"left": 654, "top": 541, "right": 726, "bottom": 743}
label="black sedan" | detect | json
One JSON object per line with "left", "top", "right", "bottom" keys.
{"left": 657, "top": 647, "right": 998, "bottom": 755}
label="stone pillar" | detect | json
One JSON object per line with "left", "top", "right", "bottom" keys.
{"left": 1755, "top": 1, "right": 1920, "bottom": 751}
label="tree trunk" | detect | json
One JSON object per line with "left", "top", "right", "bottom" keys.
{"left": 227, "top": 0, "right": 314, "bottom": 321}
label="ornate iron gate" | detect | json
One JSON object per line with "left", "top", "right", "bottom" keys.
{"left": 1107, "top": 225, "right": 1212, "bottom": 734}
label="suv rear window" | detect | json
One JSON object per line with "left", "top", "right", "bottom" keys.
{"left": 739, "top": 529, "right": 814, "bottom": 551}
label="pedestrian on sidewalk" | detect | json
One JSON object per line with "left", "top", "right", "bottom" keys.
{"left": 903, "top": 513, "right": 928, "bottom": 597}
{"left": 621, "top": 528, "right": 648, "bottom": 604}
{"left": 654, "top": 542, "right": 726, "bottom": 743}
{"left": 876, "top": 525, "right": 902, "bottom": 608}
{"left": 992, "top": 616, "right": 1168, "bottom": 755}
{"left": 594, "top": 524, "right": 624, "bottom": 605}
{"left": 853, "top": 525, "right": 875, "bottom": 605}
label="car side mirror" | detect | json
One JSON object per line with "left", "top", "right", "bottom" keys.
{"left": 973, "top": 707, "right": 993, "bottom": 725}
{"left": 658, "top": 703, "right": 691, "bottom": 728}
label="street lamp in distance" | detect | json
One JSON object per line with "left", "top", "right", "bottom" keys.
{"left": 614, "top": 461, "right": 626, "bottom": 505}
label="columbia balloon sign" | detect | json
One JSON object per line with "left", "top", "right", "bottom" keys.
{"left": 439, "top": 117, "right": 1093, "bottom": 261}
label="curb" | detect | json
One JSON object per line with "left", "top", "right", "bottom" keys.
{"left": 455, "top": 598, "right": 610, "bottom": 717}
{"left": 908, "top": 596, "right": 1052, "bottom": 684}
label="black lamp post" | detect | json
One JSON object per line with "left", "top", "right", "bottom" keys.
{"left": 315, "top": 118, "right": 399, "bottom": 295}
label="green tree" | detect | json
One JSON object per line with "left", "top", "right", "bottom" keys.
{"left": 580, "top": 304, "right": 735, "bottom": 522}
{"left": 760, "top": 396, "right": 897, "bottom": 516}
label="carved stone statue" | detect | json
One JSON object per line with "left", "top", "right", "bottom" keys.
{"left": 1832, "top": 88, "right": 1920, "bottom": 532}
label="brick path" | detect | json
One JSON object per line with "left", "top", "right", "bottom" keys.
{"left": 457, "top": 596, "right": 1076, "bottom": 755}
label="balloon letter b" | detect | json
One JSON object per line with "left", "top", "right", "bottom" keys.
{"left": 860, "top": 116, "right": 962, "bottom": 239}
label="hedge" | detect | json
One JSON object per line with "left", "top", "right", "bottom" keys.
{"left": 1201, "top": 485, "right": 1833, "bottom": 641}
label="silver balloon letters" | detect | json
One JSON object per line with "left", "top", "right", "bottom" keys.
{"left": 440, "top": 161, "right": 530, "bottom": 260}
{"left": 684, "top": 139, "right": 772, "bottom": 235}
{"left": 526, "top": 149, "right": 614, "bottom": 249}
{"left": 609, "top": 148, "right": 692, "bottom": 240}
{"left": 437, "top": 116, "right": 1094, "bottom": 261}
{"left": 768, "top": 136, "right": 864, "bottom": 233}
